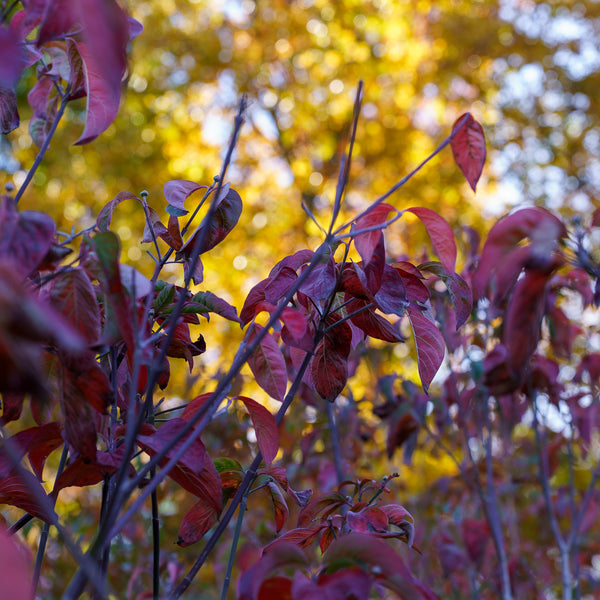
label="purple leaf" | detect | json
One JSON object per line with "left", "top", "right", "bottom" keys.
{"left": 237, "top": 396, "right": 280, "bottom": 465}
{"left": 353, "top": 202, "right": 396, "bottom": 264}
{"left": 0, "top": 26, "right": 24, "bottom": 88}
{"left": 164, "top": 180, "right": 207, "bottom": 214}
{"left": 247, "top": 325, "right": 287, "bottom": 401}
{"left": 407, "top": 306, "right": 446, "bottom": 393}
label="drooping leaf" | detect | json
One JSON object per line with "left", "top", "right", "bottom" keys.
{"left": 74, "top": 0, "right": 131, "bottom": 144}
{"left": 247, "top": 325, "right": 287, "bottom": 401}
{"left": 266, "top": 481, "right": 289, "bottom": 532}
{"left": 177, "top": 499, "right": 219, "bottom": 547}
{"left": 185, "top": 290, "right": 240, "bottom": 323}
{"left": 311, "top": 315, "right": 352, "bottom": 402}
{"left": 240, "top": 279, "right": 269, "bottom": 326}
{"left": 406, "top": 207, "right": 457, "bottom": 273}
{"left": 298, "top": 491, "right": 348, "bottom": 527}
{"left": 0, "top": 471, "right": 54, "bottom": 522}
{"left": 450, "top": 112, "right": 486, "bottom": 192}
{"left": 0, "top": 26, "right": 24, "bottom": 88}
{"left": 47, "top": 268, "right": 100, "bottom": 345}
{"left": 237, "top": 396, "right": 279, "bottom": 465}
{"left": 381, "top": 504, "right": 415, "bottom": 547}
{"left": 406, "top": 306, "right": 446, "bottom": 393}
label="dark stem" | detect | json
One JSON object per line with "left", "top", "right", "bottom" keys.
{"left": 220, "top": 490, "right": 248, "bottom": 600}
{"left": 151, "top": 468, "right": 161, "bottom": 600}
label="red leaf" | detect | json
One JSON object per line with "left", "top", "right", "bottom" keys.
{"left": 267, "top": 481, "right": 289, "bottom": 531}
{"left": 74, "top": 0, "right": 130, "bottom": 144}
{"left": 374, "top": 265, "right": 408, "bottom": 316}
{"left": 263, "top": 526, "right": 326, "bottom": 552}
{"left": 292, "top": 567, "right": 372, "bottom": 600}
{"left": 47, "top": 268, "right": 100, "bottom": 345}
{"left": 406, "top": 306, "right": 446, "bottom": 393}
{"left": 181, "top": 393, "right": 213, "bottom": 422}
{"left": 237, "top": 396, "right": 279, "bottom": 466}
{"left": 473, "top": 207, "right": 566, "bottom": 300}
{"left": 240, "top": 279, "right": 269, "bottom": 326}
{"left": 178, "top": 185, "right": 243, "bottom": 256}
{"left": 13, "top": 422, "right": 63, "bottom": 481}
{"left": 346, "top": 506, "right": 388, "bottom": 533}
{"left": 504, "top": 268, "right": 553, "bottom": 382}
{"left": 311, "top": 315, "right": 352, "bottom": 402}
{"left": 353, "top": 202, "right": 396, "bottom": 264}
{"left": 450, "top": 112, "right": 486, "bottom": 192}
{"left": 0, "top": 471, "right": 53, "bottom": 522}
{"left": 247, "top": 325, "right": 287, "bottom": 401}
{"left": 406, "top": 207, "right": 457, "bottom": 272}
{"left": 345, "top": 298, "right": 404, "bottom": 343}
{"left": 163, "top": 180, "right": 207, "bottom": 214}
{"left": 298, "top": 491, "right": 348, "bottom": 527}
{"left": 177, "top": 499, "right": 218, "bottom": 547}
{"left": 381, "top": 504, "right": 415, "bottom": 547}
{"left": 298, "top": 252, "right": 338, "bottom": 301}
{"left": 0, "top": 526, "right": 32, "bottom": 599}
{"left": 0, "top": 197, "right": 56, "bottom": 277}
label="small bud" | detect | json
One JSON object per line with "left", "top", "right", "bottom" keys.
{"left": 140, "top": 190, "right": 149, "bottom": 200}
{"left": 213, "top": 175, "right": 220, "bottom": 182}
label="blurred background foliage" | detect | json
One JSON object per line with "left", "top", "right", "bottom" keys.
{"left": 3, "top": 0, "right": 600, "bottom": 597}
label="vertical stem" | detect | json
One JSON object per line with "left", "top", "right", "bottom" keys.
{"left": 220, "top": 492, "right": 248, "bottom": 600}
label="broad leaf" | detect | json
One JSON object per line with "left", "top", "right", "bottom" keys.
{"left": 237, "top": 396, "right": 279, "bottom": 465}
{"left": 0, "top": 471, "right": 54, "bottom": 522}
{"left": 0, "top": 527, "right": 32, "bottom": 599}
{"left": 450, "top": 112, "right": 486, "bottom": 192}
{"left": 0, "top": 26, "right": 24, "bottom": 87}
{"left": 247, "top": 325, "right": 287, "bottom": 401}
{"left": 345, "top": 298, "right": 404, "bottom": 343}
{"left": 406, "top": 306, "right": 446, "bottom": 393}
{"left": 177, "top": 499, "right": 219, "bottom": 547}
{"left": 96, "top": 191, "right": 144, "bottom": 232}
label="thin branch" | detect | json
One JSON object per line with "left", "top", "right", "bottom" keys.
{"left": 326, "top": 401, "right": 345, "bottom": 485}
{"left": 15, "top": 94, "right": 69, "bottom": 204}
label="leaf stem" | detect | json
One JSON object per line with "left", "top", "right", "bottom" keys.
{"left": 220, "top": 489, "right": 248, "bottom": 600}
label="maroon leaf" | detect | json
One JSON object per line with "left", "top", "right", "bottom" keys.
{"left": 0, "top": 471, "right": 54, "bottom": 522}
{"left": 74, "top": 0, "right": 131, "bottom": 144}
{"left": 311, "top": 315, "right": 352, "bottom": 402}
{"left": 345, "top": 298, "right": 404, "bottom": 343}
{"left": 346, "top": 506, "right": 388, "bottom": 533}
{"left": 406, "top": 306, "right": 446, "bottom": 393}
{"left": 178, "top": 185, "right": 243, "bottom": 256}
{"left": 0, "top": 527, "right": 32, "bottom": 599}
{"left": 374, "top": 265, "right": 408, "bottom": 316}
{"left": 240, "top": 279, "right": 269, "bottom": 326}
{"left": 0, "top": 87, "right": 19, "bottom": 134}
{"left": 298, "top": 251, "right": 338, "bottom": 300}
{"left": 406, "top": 207, "right": 457, "bottom": 273}
{"left": 0, "top": 392, "right": 24, "bottom": 424}
{"left": 450, "top": 112, "right": 486, "bottom": 192}
{"left": 47, "top": 268, "right": 100, "bottom": 345}
{"left": 247, "top": 325, "right": 287, "bottom": 401}
{"left": 381, "top": 504, "right": 415, "bottom": 547}
{"left": 504, "top": 267, "right": 555, "bottom": 383}
{"left": 237, "top": 396, "right": 279, "bottom": 465}
{"left": 8, "top": 422, "right": 63, "bottom": 481}
{"left": 267, "top": 481, "right": 289, "bottom": 531}
{"left": 473, "top": 207, "right": 566, "bottom": 300}
{"left": 263, "top": 525, "right": 326, "bottom": 552}
{"left": 164, "top": 180, "right": 207, "bottom": 215}
{"left": 0, "top": 197, "right": 56, "bottom": 277}
{"left": 177, "top": 499, "right": 219, "bottom": 547}
{"left": 353, "top": 202, "right": 396, "bottom": 264}
{"left": 298, "top": 491, "right": 348, "bottom": 527}
{"left": 269, "top": 249, "right": 314, "bottom": 278}
{"left": 96, "top": 191, "right": 144, "bottom": 232}
{"left": 264, "top": 267, "right": 298, "bottom": 303}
